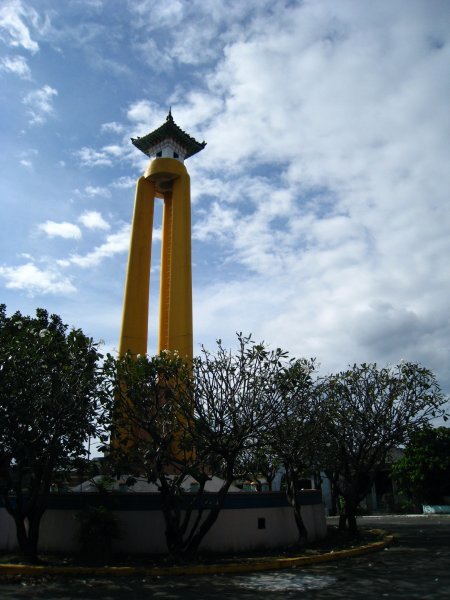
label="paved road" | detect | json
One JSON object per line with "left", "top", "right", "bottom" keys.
{"left": 1, "top": 515, "right": 449, "bottom": 599}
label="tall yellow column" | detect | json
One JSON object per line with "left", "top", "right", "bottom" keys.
{"left": 116, "top": 112, "right": 203, "bottom": 452}
{"left": 118, "top": 176, "right": 155, "bottom": 357}
{"left": 163, "top": 173, "right": 193, "bottom": 360}
{"left": 121, "top": 109, "right": 204, "bottom": 360}
{"left": 146, "top": 158, "right": 193, "bottom": 361}
{"left": 159, "top": 191, "right": 173, "bottom": 352}
{"left": 118, "top": 158, "right": 193, "bottom": 361}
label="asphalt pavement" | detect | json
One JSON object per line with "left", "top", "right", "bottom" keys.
{"left": 0, "top": 515, "right": 449, "bottom": 599}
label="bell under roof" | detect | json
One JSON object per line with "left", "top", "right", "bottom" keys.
{"left": 131, "top": 110, "right": 206, "bottom": 159}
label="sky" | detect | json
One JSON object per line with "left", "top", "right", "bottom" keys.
{"left": 0, "top": 0, "right": 449, "bottom": 403}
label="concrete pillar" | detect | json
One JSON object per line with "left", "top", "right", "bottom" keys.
{"left": 119, "top": 158, "right": 193, "bottom": 361}
{"left": 118, "top": 177, "right": 155, "bottom": 357}
{"left": 158, "top": 173, "right": 193, "bottom": 360}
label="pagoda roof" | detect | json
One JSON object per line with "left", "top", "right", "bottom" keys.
{"left": 131, "top": 110, "right": 206, "bottom": 159}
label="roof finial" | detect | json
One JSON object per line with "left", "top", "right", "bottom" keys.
{"left": 167, "top": 107, "right": 173, "bottom": 122}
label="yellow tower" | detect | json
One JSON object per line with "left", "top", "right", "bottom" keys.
{"left": 119, "top": 111, "right": 206, "bottom": 361}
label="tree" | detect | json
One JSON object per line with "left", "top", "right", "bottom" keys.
{"left": 106, "top": 334, "right": 290, "bottom": 560}
{"left": 0, "top": 305, "right": 105, "bottom": 561}
{"left": 187, "top": 335, "right": 290, "bottom": 552}
{"left": 319, "top": 362, "right": 447, "bottom": 535}
{"left": 104, "top": 349, "right": 202, "bottom": 560}
{"left": 392, "top": 426, "right": 450, "bottom": 506}
{"left": 235, "top": 444, "right": 281, "bottom": 491}
{"left": 267, "top": 358, "right": 322, "bottom": 542}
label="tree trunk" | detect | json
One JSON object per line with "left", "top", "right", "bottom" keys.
{"left": 330, "top": 480, "right": 339, "bottom": 517}
{"left": 13, "top": 514, "right": 42, "bottom": 562}
{"left": 339, "top": 498, "right": 359, "bottom": 537}
{"left": 347, "top": 512, "right": 358, "bottom": 536}
{"left": 159, "top": 477, "right": 233, "bottom": 561}
{"left": 284, "top": 467, "right": 308, "bottom": 544}
{"left": 159, "top": 487, "right": 185, "bottom": 560}
{"left": 5, "top": 490, "right": 48, "bottom": 563}
{"left": 183, "top": 480, "right": 232, "bottom": 557}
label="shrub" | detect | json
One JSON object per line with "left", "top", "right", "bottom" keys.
{"left": 75, "top": 505, "right": 120, "bottom": 564}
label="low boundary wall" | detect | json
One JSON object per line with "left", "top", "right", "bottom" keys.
{"left": 0, "top": 490, "right": 326, "bottom": 554}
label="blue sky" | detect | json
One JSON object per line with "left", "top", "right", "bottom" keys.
{"left": 1, "top": 0, "right": 449, "bottom": 401}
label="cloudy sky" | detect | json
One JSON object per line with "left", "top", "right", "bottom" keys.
{"left": 0, "top": 0, "right": 449, "bottom": 398}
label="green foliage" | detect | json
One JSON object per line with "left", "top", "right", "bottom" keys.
{"left": 104, "top": 347, "right": 214, "bottom": 560}
{"left": 191, "top": 334, "right": 292, "bottom": 479}
{"left": 2, "top": 303, "right": 446, "bottom": 558}
{"left": 392, "top": 427, "right": 450, "bottom": 505}
{"left": 236, "top": 445, "right": 281, "bottom": 491}
{"left": 103, "top": 349, "right": 194, "bottom": 478}
{"left": 319, "top": 362, "right": 447, "bottom": 534}
{"left": 264, "top": 358, "right": 321, "bottom": 542}
{"left": 104, "top": 334, "right": 295, "bottom": 559}
{"left": 267, "top": 358, "right": 320, "bottom": 472}
{"left": 75, "top": 505, "right": 120, "bottom": 564}
{"left": 0, "top": 304, "right": 106, "bottom": 559}
{"left": 0, "top": 304, "right": 106, "bottom": 466}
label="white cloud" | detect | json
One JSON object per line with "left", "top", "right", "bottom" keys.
{"left": 23, "top": 84, "right": 57, "bottom": 124}
{"left": 75, "top": 144, "right": 129, "bottom": 168}
{"left": 166, "top": 91, "right": 222, "bottom": 137}
{"left": 183, "top": 0, "right": 450, "bottom": 396}
{"left": 73, "top": 0, "right": 104, "bottom": 9}
{"left": 101, "top": 121, "right": 124, "bottom": 134}
{"left": 129, "top": 0, "right": 184, "bottom": 30}
{"left": 0, "top": 54, "right": 30, "bottom": 78}
{"left": 75, "top": 147, "right": 113, "bottom": 168}
{"left": 127, "top": 99, "right": 163, "bottom": 130}
{"left": 133, "top": 38, "right": 174, "bottom": 73}
{"left": 79, "top": 210, "right": 110, "bottom": 231}
{"left": 38, "top": 220, "right": 82, "bottom": 239}
{"left": 67, "top": 225, "right": 130, "bottom": 268}
{"left": 193, "top": 201, "right": 239, "bottom": 243}
{"left": 0, "top": 262, "right": 76, "bottom": 295}
{"left": 110, "top": 176, "right": 135, "bottom": 189}
{"left": 129, "top": 0, "right": 272, "bottom": 68}
{"left": 19, "top": 159, "right": 33, "bottom": 169}
{"left": 56, "top": 259, "right": 71, "bottom": 267}
{"left": 102, "top": 144, "right": 123, "bottom": 157}
{"left": 2, "top": 1, "right": 448, "bottom": 399}
{"left": 0, "top": 0, "right": 41, "bottom": 53}
{"left": 84, "top": 185, "right": 111, "bottom": 198}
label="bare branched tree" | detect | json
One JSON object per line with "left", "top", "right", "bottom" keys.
{"left": 267, "top": 358, "right": 323, "bottom": 542}
{"left": 105, "top": 334, "right": 291, "bottom": 560}
{"left": 319, "top": 362, "right": 447, "bottom": 535}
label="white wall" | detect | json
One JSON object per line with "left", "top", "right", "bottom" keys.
{"left": 0, "top": 502, "right": 326, "bottom": 554}
{"left": 0, "top": 509, "right": 17, "bottom": 551}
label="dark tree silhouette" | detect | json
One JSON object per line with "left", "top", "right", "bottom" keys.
{"left": 0, "top": 305, "right": 105, "bottom": 561}
{"left": 319, "top": 362, "right": 447, "bottom": 535}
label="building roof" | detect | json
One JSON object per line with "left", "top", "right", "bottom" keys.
{"left": 131, "top": 110, "right": 206, "bottom": 159}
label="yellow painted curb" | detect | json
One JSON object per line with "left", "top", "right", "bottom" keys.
{"left": 0, "top": 530, "right": 394, "bottom": 579}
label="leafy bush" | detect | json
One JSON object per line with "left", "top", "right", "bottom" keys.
{"left": 75, "top": 506, "right": 120, "bottom": 564}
